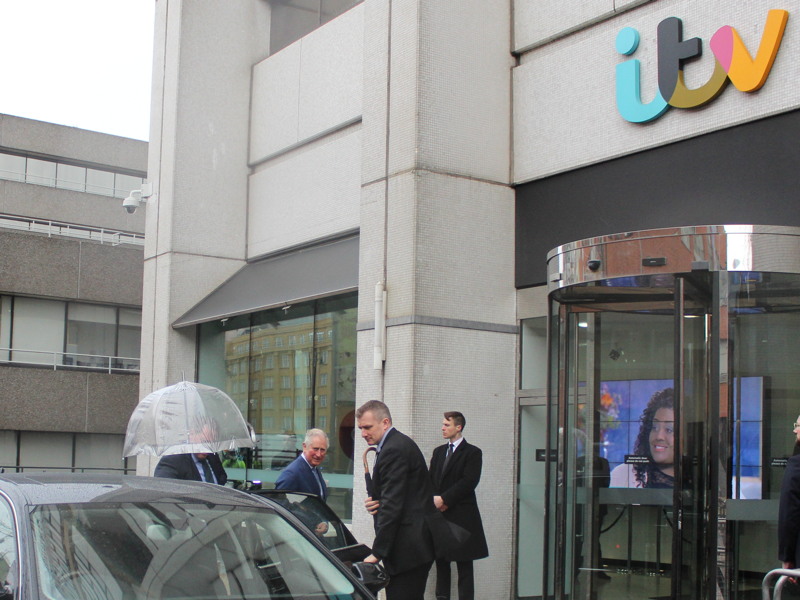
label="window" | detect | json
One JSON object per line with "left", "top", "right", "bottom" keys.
{"left": 0, "top": 497, "right": 16, "bottom": 586}
{"left": 26, "top": 158, "right": 56, "bottom": 186}
{"left": 56, "top": 164, "right": 87, "bottom": 192}
{"left": 289, "top": 335, "right": 296, "bottom": 346}
{"left": 0, "top": 154, "right": 25, "bottom": 182}
{"left": 197, "top": 292, "right": 357, "bottom": 519}
{"left": 0, "top": 152, "right": 144, "bottom": 198}
{"left": 86, "top": 168, "right": 115, "bottom": 195}
{"left": 319, "top": 416, "right": 327, "bottom": 429}
{"left": 67, "top": 303, "right": 117, "bottom": 368}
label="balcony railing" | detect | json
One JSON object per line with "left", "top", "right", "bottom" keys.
{"left": 0, "top": 347, "right": 140, "bottom": 373}
{"left": 0, "top": 213, "right": 144, "bottom": 246}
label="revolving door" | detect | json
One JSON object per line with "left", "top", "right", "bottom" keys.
{"left": 544, "top": 226, "right": 800, "bottom": 600}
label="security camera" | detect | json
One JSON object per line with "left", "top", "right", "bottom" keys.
{"left": 122, "top": 190, "right": 142, "bottom": 214}
{"left": 587, "top": 259, "right": 601, "bottom": 272}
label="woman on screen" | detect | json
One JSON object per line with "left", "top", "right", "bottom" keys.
{"left": 610, "top": 388, "right": 675, "bottom": 488}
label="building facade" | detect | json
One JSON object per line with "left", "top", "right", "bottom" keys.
{"left": 0, "top": 114, "right": 147, "bottom": 475}
{"left": 141, "top": 1, "right": 800, "bottom": 598}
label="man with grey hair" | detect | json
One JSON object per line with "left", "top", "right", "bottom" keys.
{"left": 275, "top": 428, "right": 329, "bottom": 500}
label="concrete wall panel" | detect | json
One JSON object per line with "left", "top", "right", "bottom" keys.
{"left": 248, "top": 127, "right": 361, "bottom": 257}
{"left": 513, "top": 0, "right": 800, "bottom": 183}
{"left": 250, "top": 4, "right": 363, "bottom": 164}
{"left": 0, "top": 367, "right": 138, "bottom": 434}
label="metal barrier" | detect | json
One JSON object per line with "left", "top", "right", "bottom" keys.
{"left": 0, "top": 347, "right": 140, "bottom": 373}
{"left": 762, "top": 568, "right": 800, "bottom": 600}
{"left": 0, "top": 213, "right": 144, "bottom": 246}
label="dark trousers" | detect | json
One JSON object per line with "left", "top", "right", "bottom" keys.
{"left": 435, "top": 559, "right": 474, "bottom": 600}
{"left": 386, "top": 561, "right": 433, "bottom": 600}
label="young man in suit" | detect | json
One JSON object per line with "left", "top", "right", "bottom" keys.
{"left": 275, "top": 428, "right": 329, "bottom": 500}
{"left": 357, "top": 400, "right": 437, "bottom": 600}
{"left": 429, "top": 411, "right": 488, "bottom": 600}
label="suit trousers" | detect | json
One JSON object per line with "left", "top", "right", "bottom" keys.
{"left": 435, "top": 559, "right": 474, "bottom": 600}
{"left": 386, "top": 561, "right": 433, "bottom": 600}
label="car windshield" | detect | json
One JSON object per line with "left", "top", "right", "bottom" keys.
{"left": 30, "top": 502, "right": 367, "bottom": 600}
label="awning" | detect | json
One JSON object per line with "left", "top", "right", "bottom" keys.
{"left": 172, "top": 236, "right": 359, "bottom": 328}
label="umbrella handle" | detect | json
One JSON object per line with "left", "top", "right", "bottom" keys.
{"left": 363, "top": 446, "right": 377, "bottom": 474}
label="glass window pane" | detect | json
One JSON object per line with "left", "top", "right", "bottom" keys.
{"left": 19, "top": 431, "right": 72, "bottom": 472}
{"left": 0, "top": 296, "right": 11, "bottom": 361}
{"left": 74, "top": 433, "right": 125, "bottom": 474}
{"left": 113, "top": 173, "right": 143, "bottom": 199}
{"left": 56, "top": 163, "right": 86, "bottom": 192}
{"left": 0, "top": 153, "right": 25, "bottom": 182}
{"left": 0, "top": 431, "right": 17, "bottom": 470}
{"left": 25, "top": 158, "right": 56, "bottom": 186}
{"left": 197, "top": 293, "right": 358, "bottom": 518}
{"left": 0, "top": 496, "right": 16, "bottom": 587}
{"left": 521, "top": 317, "right": 547, "bottom": 389}
{"left": 67, "top": 303, "right": 117, "bottom": 368}
{"left": 117, "top": 308, "right": 142, "bottom": 368}
{"left": 86, "top": 168, "right": 115, "bottom": 196}
{"left": 11, "top": 297, "right": 65, "bottom": 365}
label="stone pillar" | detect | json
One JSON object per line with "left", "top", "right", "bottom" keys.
{"left": 354, "top": 1, "right": 516, "bottom": 596}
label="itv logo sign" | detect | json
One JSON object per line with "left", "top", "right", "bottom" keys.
{"left": 616, "top": 9, "right": 789, "bottom": 123}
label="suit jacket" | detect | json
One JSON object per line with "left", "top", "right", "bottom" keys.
{"left": 430, "top": 439, "right": 489, "bottom": 561}
{"left": 275, "top": 454, "right": 328, "bottom": 500}
{"left": 153, "top": 453, "right": 228, "bottom": 486}
{"left": 370, "top": 428, "right": 437, "bottom": 575}
{"left": 779, "top": 454, "right": 800, "bottom": 564}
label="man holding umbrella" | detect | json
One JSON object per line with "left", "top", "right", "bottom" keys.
{"left": 357, "top": 400, "right": 437, "bottom": 600}
{"left": 154, "top": 421, "right": 228, "bottom": 485}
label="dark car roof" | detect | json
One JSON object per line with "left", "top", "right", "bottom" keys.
{"left": 0, "top": 473, "right": 270, "bottom": 508}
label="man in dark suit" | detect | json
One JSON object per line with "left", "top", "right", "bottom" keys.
{"left": 357, "top": 400, "right": 437, "bottom": 600}
{"left": 154, "top": 452, "right": 228, "bottom": 485}
{"left": 429, "top": 411, "right": 488, "bottom": 600}
{"left": 275, "top": 428, "right": 329, "bottom": 500}
{"left": 779, "top": 417, "right": 800, "bottom": 570}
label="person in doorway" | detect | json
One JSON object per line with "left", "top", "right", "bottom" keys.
{"left": 358, "top": 400, "right": 437, "bottom": 600}
{"left": 275, "top": 428, "right": 329, "bottom": 500}
{"left": 154, "top": 420, "right": 228, "bottom": 485}
{"left": 610, "top": 388, "right": 675, "bottom": 488}
{"left": 779, "top": 414, "right": 800, "bottom": 570}
{"left": 429, "top": 411, "right": 488, "bottom": 600}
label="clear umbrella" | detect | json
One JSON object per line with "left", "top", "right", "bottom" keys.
{"left": 123, "top": 381, "right": 256, "bottom": 458}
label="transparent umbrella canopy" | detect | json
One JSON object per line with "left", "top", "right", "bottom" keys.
{"left": 123, "top": 381, "right": 256, "bottom": 458}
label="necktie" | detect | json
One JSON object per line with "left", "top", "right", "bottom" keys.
{"left": 201, "top": 458, "right": 215, "bottom": 483}
{"left": 443, "top": 443, "right": 454, "bottom": 471}
{"left": 314, "top": 467, "right": 325, "bottom": 498}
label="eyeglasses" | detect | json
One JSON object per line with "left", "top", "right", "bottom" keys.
{"left": 793, "top": 422, "right": 800, "bottom": 430}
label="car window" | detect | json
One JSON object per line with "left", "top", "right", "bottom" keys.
{"left": 260, "top": 492, "right": 354, "bottom": 551}
{"left": 0, "top": 498, "right": 16, "bottom": 591}
{"left": 30, "top": 502, "right": 370, "bottom": 600}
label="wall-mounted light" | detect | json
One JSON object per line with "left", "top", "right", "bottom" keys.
{"left": 373, "top": 281, "right": 387, "bottom": 370}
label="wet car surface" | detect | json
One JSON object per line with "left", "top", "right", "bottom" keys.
{"left": 0, "top": 473, "right": 377, "bottom": 599}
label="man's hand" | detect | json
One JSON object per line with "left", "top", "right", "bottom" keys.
{"left": 364, "top": 554, "right": 379, "bottom": 564}
{"left": 365, "top": 496, "right": 380, "bottom": 515}
{"left": 783, "top": 562, "right": 797, "bottom": 584}
{"left": 314, "top": 522, "right": 329, "bottom": 535}
{"left": 433, "top": 495, "right": 448, "bottom": 512}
